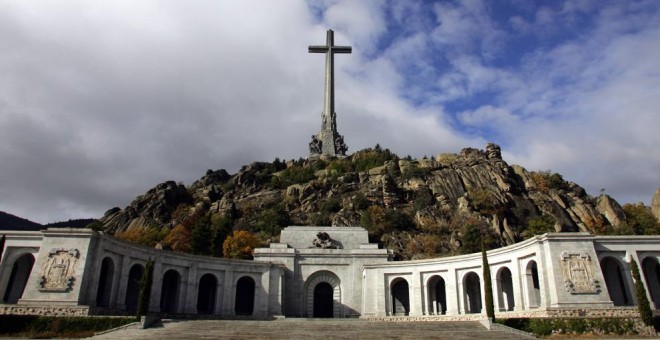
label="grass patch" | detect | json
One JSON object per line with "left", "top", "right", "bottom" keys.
{"left": 496, "top": 317, "right": 648, "bottom": 337}
{"left": 0, "top": 315, "right": 135, "bottom": 338}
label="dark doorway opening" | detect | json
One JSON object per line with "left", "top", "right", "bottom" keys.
{"left": 235, "top": 276, "right": 255, "bottom": 316}
{"left": 160, "top": 269, "right": 180, "bottom": 314}
{"left": 313, "top": 282, "right": 334, "bottom": 318}
{"left": 95, "top": 257, "right": 114, "bottom": 307}
{"left": 124, "top": 264, "right": 144, "bottom": 313}
{"left": 2, "top": 254, "right": 35, "bottom": 304}
{"left": 197, "top": 273, "right": 217, "bottom": 314}
{"left": 391, "top": 279, "right": 410, "bottom": 316}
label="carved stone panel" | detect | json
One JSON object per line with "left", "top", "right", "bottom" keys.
{"left": 39, "top": 248, "right": 79, "bottom": 292}
{"left": 560, "top": 252, "right": 600, "bottom": 294}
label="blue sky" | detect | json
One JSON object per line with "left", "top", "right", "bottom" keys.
{"left": 1, "top": 0, "right": 659, "bottom": 223}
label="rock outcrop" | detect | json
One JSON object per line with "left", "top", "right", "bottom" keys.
{"left": 98, "top": 143, "right": 634, "bottom": 258}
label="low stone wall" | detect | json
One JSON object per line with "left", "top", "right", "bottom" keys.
{"left": 0, "top": 304, "right": 91, "bottom": 316}
{"left": 497, "top": 307, "right": 640, "bottom": 319}
{"left": 364, "top": 315, "right": 487, "bottom": 322}
{"left": 364, "top": 308, "right": 640, "bottom": 322}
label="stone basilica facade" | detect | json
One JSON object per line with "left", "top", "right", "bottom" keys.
{"left": 1, "top": 226, "right": 659, "bottom": 319}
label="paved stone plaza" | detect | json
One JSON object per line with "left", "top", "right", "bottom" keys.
{"left": 92, "top": 319, "right": 534, "bottom": 340}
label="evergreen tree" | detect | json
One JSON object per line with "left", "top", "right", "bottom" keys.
{"left": 211, "top": 215, "right": 233, "bottom": 257}
{"left": 191, "top": 216, "right": 213, "bottom": 255}
{"left": 482, "top": 239, "right": 495, "bottom": 321}
{"left": 631, "top": 259, "right": 654, "bottom": 326}
{"left": 137, "top": 258, "right": 154, "bottom": 319}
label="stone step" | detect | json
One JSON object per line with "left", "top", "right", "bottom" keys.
{"left": 92, "top": 319, "right": 534, "bottom": 339}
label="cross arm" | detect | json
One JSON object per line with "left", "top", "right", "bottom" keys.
{"left": 309, "top": 46, "right": 329, "bottom": 53}
{"left": 333, "top": 46, "right": 352, "bottom": 54}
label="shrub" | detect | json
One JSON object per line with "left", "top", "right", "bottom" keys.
{"left": 623, "top": 203, "right": 660, "bottom": 235}
{"left": 0, "top": 315, "right": 135, "bottom": 337}
{"left": 522, "top": 214, "right": 556, "bottom": 238}
{"left": 631, "top": 259, "right": 655, "bottom": 326}
{"left": 223, "top": 230, "right": 262, "bottom": 259}
{"left": 114, "top": 226, "right": 169, "bottom": 247}
{"left": 530, "top": 170, "right": 565, "bottom": 192}
{"left": 255, "top": 204, "right": 291, "bottom": 237}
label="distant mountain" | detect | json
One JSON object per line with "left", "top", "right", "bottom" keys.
{"left": 98, "top": 143, "right": 641, "bottom": 260}
{"left": 0, "top": 211, "right": 42, "bottom": 231}
{"left": 45, "top": 219, "right": 97, "bottom": 229}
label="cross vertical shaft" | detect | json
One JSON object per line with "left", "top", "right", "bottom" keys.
{"left": 308, "top": 29, "right": 351, "bottom": 157}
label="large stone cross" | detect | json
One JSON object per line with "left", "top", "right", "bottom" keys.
{"left": 308, "top": 29, "right": 351, "bottom": 157}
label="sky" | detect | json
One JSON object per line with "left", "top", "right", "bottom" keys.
{"left": 1, "top": 0, "right": 659, "bottom": 224}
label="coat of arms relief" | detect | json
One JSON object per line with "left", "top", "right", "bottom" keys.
{"left": 560, "top": 252, "right": 600, "bottom": 294}
{"left": 39, "top": 248, "right": 79, "bottom": 292}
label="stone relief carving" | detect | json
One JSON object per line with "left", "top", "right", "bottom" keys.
{"left": 312, "top": 232, "right": 341, "bottom": 249}
{"left": 334, "top": 134, "right": 348, "bottom": 155}
{"left": 309, "top": 135, "right": 322, "bottom": 154}
{"left": 560, "top": 252, "right": 600, "bottom": 294}
{"left": 39, "top": 248, "right": 79, "bottom": 292}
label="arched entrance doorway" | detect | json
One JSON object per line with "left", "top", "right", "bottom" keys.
{"left": 525, "top": 261, "right": 541, "bottom": 308}
{"left": 463, "top": 272, "right": 481, "bottom": 313}
{"left": 600, "top": 257, "right": 631, "bottom": 306}
{"left": 124, "top": 264, "right": 144, "bottom": 313}
{"left": 235, "top": 276, "right": 255, "bottom": 316}
{"left": 642, "top": 257, "right": 660, "bottom": 309}
{"left": 95, "top": 257, "right": 114, "bottom": 307}
{"left": 497, "top": 267, "right": 515, "bottom": 311}
{"left": 427, "top": 275, "right": 446, "bottom": 315}
{"left": 197, "top": 273, "right": 217, "bottom": 314}
{"left": 160, "top": 269, "right": 181, "bottom": 314}
{"left": 2, "top": 253, "right": 35, "bottom": 304}
{"left": 313, "top": 282, "right": 333, "bottom": 317}
{"left": 391, "top": 278, "right": 410, "bottom": 316}
{"left": 305, "top": 271, "right": 341, "bottom": 318}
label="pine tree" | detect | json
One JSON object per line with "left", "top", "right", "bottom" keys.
{"left": 191, "top": 216, "right": 212, "bottom": 255}
{"left": 482, "top": 239, "right": 495, "bottom": 321}
{"left": 137, "top": 258, "right": 154, "bottom": 319}
{"left": 631, "top": 259, "right": 654, "bottom": 326}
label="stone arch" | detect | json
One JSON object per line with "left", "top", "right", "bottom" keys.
{"left": 463, "top": 272, "right": 481, "bottom": 314}
{"left": 427, "top": 275, "right": 446, "bottom": 315}
{"left": 124, "top": 263, "right": 144, "bottom": 313}
{"left": 496, "top": 267, "right": 515, "bottom": 311}
{"left": 641, "top": 257, "right": 660, "bottom": 309}
{"left": 160, "top": 269, "right": 181, "bottom": 314}
{"left": 600, "top": 257, "right": 632, "bottom": 306}
{"left": 235, "top": 276, "right": 255, "bottom": 316}
{"left": 304, "top": 271, "right": 341, "bottom": 318}
{"left": 95, "top": 257, "right": 115, "bottom": 307}
{"left": 197, "top": 273, "right": 217, "bottom": 314}
{"left": 2, "top": 253, "right": 35, "bottom": 304}
{"left": 390, "top": 278, "right": 410, "bottom": 316}
{"left": 525, "top": 260, "right": 541, "bottom": 308}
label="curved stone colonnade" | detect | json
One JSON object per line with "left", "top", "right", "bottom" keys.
{"left": 1, "top": 227, "right": 659, "bottom": 319}
{"left": 360, "top": 233, "right": 660, "bottom": 317}
{"left": 0, "top": 228, "right": 284, "bottom": 316}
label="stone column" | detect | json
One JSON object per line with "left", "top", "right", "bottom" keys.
{"left": 184, "top": 264, "right": 197, "bottom": 314}
{"left": 512, "top": 259, "right": 524, "bottom": 311}
{"left": 213, "top": 271, "right": 225, "bottom": 315}
{"left": 222, "top": 268, "right": 234, "bottom": 315}
{"left": 109, "top": 254, "right": 126, "bottom": 309}
{"left": 150, "top": 259, "right": 163, "bottom": 313}
{"left": 409, "top": 271, "right": 423, "bottom": 316}
{"left": 445, "top": 270, "right": 460, "bottom": 315}
{"left": 114, "top": 257, "right": 131, "bottom": 311}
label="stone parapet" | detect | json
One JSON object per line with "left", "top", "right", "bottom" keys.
{"left": 0, "top": 304, "right": 91, "bottom": 316}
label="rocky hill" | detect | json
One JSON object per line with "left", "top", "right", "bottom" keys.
{"left": 97, "top": 143, "right": 638, "bottom": 259}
